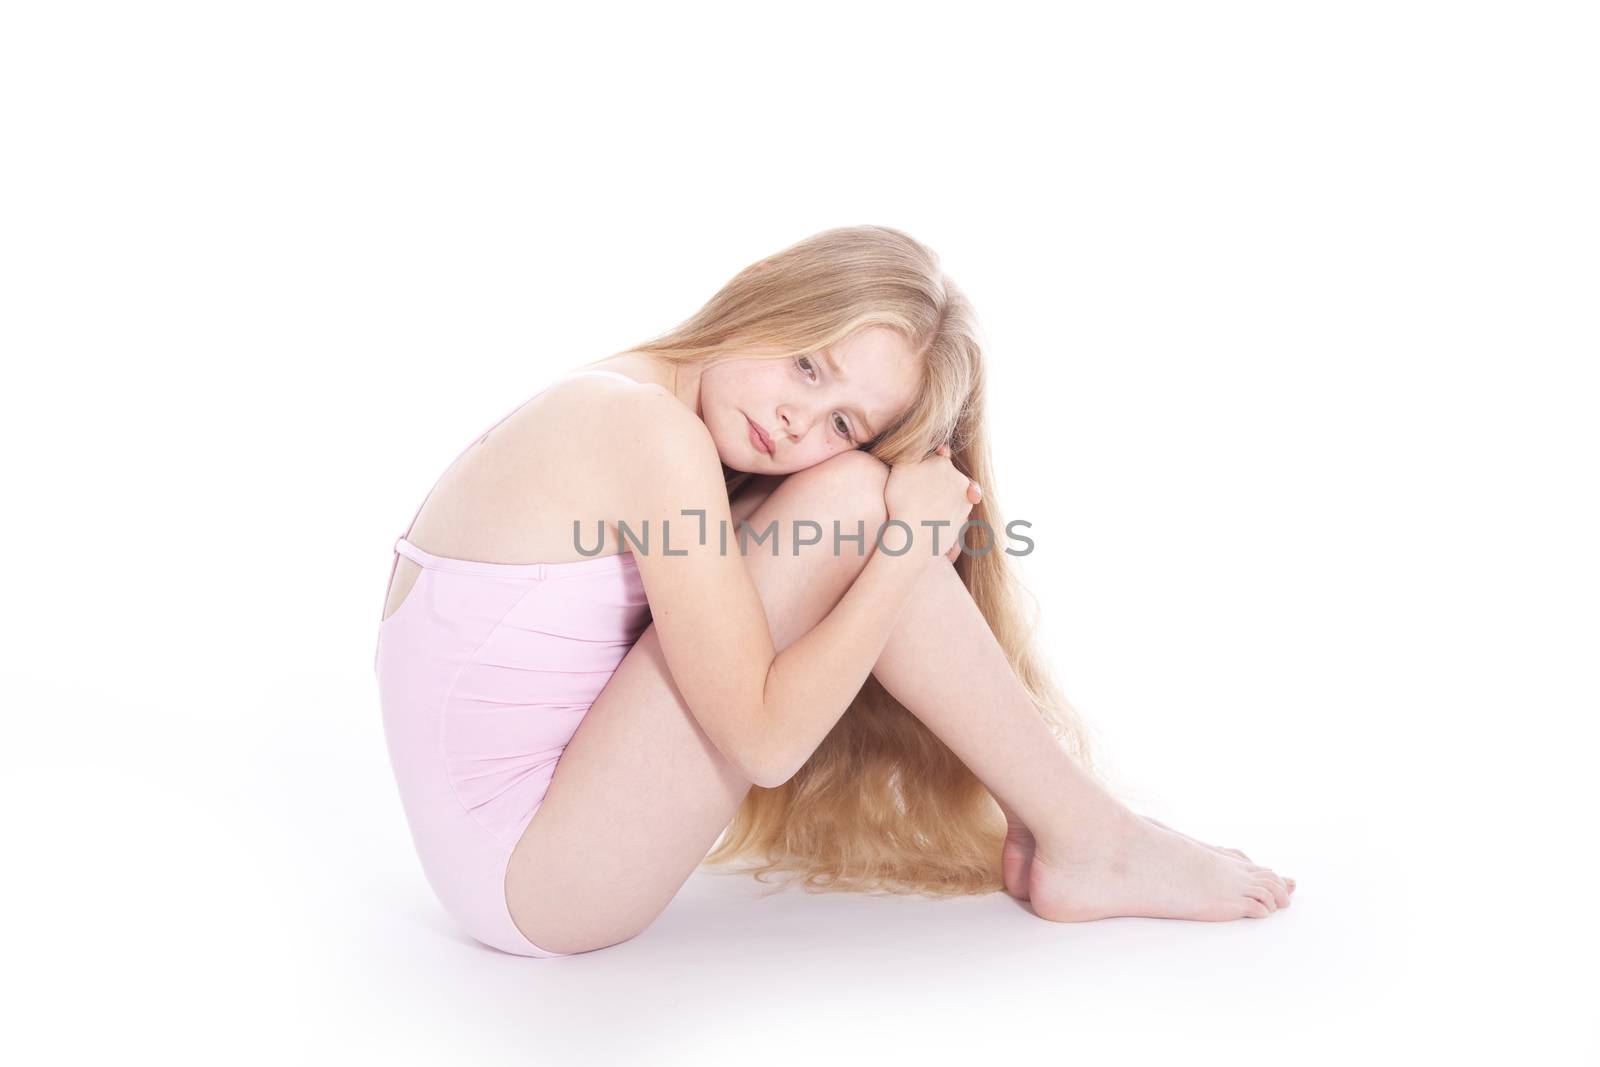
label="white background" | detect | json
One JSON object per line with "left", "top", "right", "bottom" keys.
{"left": 4, "top": 1, "right": 1596, "bottom": 1064}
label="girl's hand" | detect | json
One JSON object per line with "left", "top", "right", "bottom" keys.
{"left": 884, "top": 443, "right": 982, "bottom": 564}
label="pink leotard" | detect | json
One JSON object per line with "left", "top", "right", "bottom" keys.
{"left": 374, "top": 370, "right": 653, "bottom": 957}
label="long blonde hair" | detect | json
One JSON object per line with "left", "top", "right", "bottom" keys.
{"left": 596, "top": 225, "right": 1101, "bottom": 896}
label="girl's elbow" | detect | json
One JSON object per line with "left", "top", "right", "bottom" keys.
{"left": 739, "top": 726, "right": 796, "bottom": 790}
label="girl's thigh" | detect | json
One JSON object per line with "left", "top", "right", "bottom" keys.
{"left": 504, "top": 453, "right": 887, "bottom": 955}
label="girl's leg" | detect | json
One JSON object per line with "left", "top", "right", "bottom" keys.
{"left": 870, "top": 559, "right": 1292, "bottom": 921}
{"left": 505, "top": 451, "right": 891, "bottom": 954}
{"left": 508, "top": 451, "right": 1287, "bottom": 955}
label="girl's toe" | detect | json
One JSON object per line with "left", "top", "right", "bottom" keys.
{"left": 1244, "top": 883, "right": 1277, "bottom": 913}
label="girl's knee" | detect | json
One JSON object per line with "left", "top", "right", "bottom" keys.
{"left": 775, "top": 450, "right": 890, "bottom": 521}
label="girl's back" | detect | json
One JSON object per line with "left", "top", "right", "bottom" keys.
{"left": 407, "top": 368, "right": 652, "bottom": 556}
{"left": 381, "top": 365, "right": 668, "bottom": 622}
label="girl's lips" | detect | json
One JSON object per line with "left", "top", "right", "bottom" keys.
{"left": 746, "top": 415, "right": 773, "bottom": 457}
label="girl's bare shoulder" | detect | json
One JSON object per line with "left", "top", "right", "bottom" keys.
{"left": 519, "top": 367, "right": 699, "bottom": 464}
{"left": 408, "top": 367, "right": 711, "bottom": 563}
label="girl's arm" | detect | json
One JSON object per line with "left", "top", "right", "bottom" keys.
{"left": 756, "top": 546, "right": 932, "bottom": 782}
{"left": 612, "top": 387, "right": 934, "bottom": 788}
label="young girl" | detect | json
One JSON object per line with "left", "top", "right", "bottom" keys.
{"left": 375, "top": 225, "right": 1294, "bottom": 958}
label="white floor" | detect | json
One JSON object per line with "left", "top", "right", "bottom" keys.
{"left": 9, "top": 666, "right": 1593, "bottom": 1066}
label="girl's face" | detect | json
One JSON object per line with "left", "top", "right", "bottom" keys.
{"left": 702, "top": 326, "right": 924, "bottom": 475}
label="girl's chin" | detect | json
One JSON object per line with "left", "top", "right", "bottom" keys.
{"left": 717, "top": 449, "right": 760, "bottom": 475}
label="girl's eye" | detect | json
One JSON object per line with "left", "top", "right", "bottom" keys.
{"left": 797, "top": 355, "right": 854, "bottom": 442}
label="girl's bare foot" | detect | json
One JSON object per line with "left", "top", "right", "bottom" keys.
{"left": 1001, "top": 820, "right": 1037, "bottom": 900}
{"left": 1141, "top": 816, "right": 1296, "bottom": 896}
{"left": 1028, "top": 811, "right": 1293, "bottom": 921}
{"left": 1001, "top": 815, "right": 1295, "bottom": 902}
